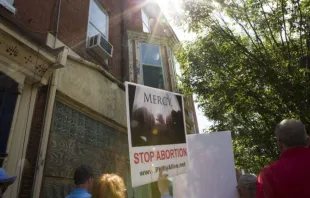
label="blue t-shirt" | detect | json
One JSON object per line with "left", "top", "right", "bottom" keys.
{"left": 66, "top": 188, "right": 91, "bottom": 198}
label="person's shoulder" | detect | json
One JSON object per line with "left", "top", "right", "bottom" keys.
{"left": 304, "top": 148, "right": 310, "bottom": 154}
{"left": 65, "top": 192, "right": 74, "bottom": 198}
{"left": 83, "top": 192, "right": 92, "bottom": 198}
{"left": 258, "top": 160, "right": 280, "bottom": 180}
{"left": 161, "top": 195, "right": 173, "bottom": 198}
{"left": 65, "top": 189, "right": 91, "bottom": 198}
{"left": 80, "top": 191, "right": 92, "bottom": 198}
{"left": 262, "top": 160, "right": 280, "bottom": 172}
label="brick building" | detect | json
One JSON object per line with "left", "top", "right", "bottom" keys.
{"left": 184, "top": 96, "right": 199, "bottom": 134}
{"left": 0, "top": 0, "right": 199, "bottom": 197}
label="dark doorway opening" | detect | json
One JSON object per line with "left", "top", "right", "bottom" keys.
{"left": 0, "top": 72, "right": 18, "bottom": 166}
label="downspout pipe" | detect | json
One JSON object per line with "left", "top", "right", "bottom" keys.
{"left": 120, "top": 0, "right": 128, "bottom": 82}
{"left": 54, "top": 0, "right": 62, "bottom": 48}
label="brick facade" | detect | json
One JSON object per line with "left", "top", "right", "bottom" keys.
{"left": 2, "top": 0, "right": 125, "bottom": 80}
{"left": 1, "top": 0, "right": 187, "bottom": 197}
{"left": 1, "top": 0, "right": 173, "bottom": 82}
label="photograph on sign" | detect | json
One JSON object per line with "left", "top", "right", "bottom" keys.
{"left": 125, "top": 82, "right": 189, "bottom": 187}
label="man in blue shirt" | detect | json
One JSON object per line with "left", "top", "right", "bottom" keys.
{"left": 66, "top": 164, "right": 94, "bottom": 198}
{"left": 0, "top": 168, "right": 16, "bottom": 198}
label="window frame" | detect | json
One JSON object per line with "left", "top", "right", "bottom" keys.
{"left": 87, "top": 0, "right": 109, "bottom": 40}
{"left": 0, "top": 0, "right": 16, "bottom": 13}
{"left": 141, "top": 9, "right": 151, "bottom": 33}
{"left": 139, "top": 43, "right": 166, "bottom": 89}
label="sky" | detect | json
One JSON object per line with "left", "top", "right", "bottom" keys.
{"left": 156, "top": 0, "right": 213, "bottom": 133}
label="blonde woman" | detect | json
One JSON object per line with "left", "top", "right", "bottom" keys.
{"left": 92, "top": 174, "right": 126, "bottom": 198}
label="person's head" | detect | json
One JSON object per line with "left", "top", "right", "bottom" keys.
{"left": 0, "top": 168, "right": 16, "bottom": 197}
{"left": 237, "top": 174, "right": 257, "bottom": 198}
{"left": 74, "top": 164, "right": 93, "bottom": 192}
{"left": 275, "top": 119, "right": 308, "bottom": 153}
{"left": 92, "top": 174, "right": 126, "bottom": 198}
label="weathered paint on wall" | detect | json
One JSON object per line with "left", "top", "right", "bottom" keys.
{"left": 56, "top": 58, "right": 127, "bottom": 127}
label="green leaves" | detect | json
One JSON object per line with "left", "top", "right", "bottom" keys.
{"left": 178, "top": 0, "right": 310, "bottom": 174}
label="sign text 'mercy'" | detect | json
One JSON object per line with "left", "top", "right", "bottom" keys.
{"left": 144, "top": 92, "right": 173, "bottom": 107}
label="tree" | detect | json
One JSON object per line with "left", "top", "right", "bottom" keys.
{"left": 177, "top": 0, "right": 310, "bottom": 174}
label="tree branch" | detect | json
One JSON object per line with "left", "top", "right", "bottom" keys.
{"left": 240, "top": 0, "right": 269, "bottom": 55}
{"left": 259, "top": 1, "right": 280, "bottom": 48}
{"left": 296, "top": 0, "right": 304, "bottom": 55}
{"left": 280, "top": 0, "right": 291, "bottom": 63}
{"left": 274, "top": 1, "right": 286, "bottom": 48}
{"left": 213, "top": 17, "right": 269, "bottom": 71}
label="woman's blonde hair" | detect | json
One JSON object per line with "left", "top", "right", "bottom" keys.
{"left": 92, "top": 174, "right": 126, "bottom": 198}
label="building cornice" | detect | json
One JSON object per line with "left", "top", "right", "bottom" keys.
{"left": 0, "top": 21, "right": 66, "bottom": 85}
{"left": 127, "top": 30, "right": 178, "bottom": 48}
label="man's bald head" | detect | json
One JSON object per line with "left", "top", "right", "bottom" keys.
{"left": 275, "top": 119, "right": 308, "bottom": 148}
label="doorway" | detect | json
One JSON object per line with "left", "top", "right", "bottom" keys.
{"left": 0, "top": 72, "right": 18, "bottom": 166}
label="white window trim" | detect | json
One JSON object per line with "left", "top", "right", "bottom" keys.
{"left": 141, "top": 9, "right": 151, "bottom": 33}
{"left": 0, "top": 0, "right": 16, "bottom": 13}
{"left": 87, "top": 0, "right": 109, "bottom": 39}
{"left": 139, "top": 43, "right": 165, "bottom": 89}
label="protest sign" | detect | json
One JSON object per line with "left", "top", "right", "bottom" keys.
{"left": 173, "top": 132, "right": 238, "bottom": 198}
{"left": 125, "top": 82, "right": 189, "bottom": 187}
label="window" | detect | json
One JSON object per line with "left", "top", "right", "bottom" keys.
{"left": 141, "top": 9, "right": 151, "bottom": 33}
{"left": 0, "top": 0, "right": 15, "bottom": 13}
{"left": 88, "top": 0, "right": 109, "bottom": 38}
{"left": 140, "top": 43, "right": 165, "bottom": 89}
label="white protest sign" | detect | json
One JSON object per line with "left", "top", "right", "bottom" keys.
{"left": 173, "top": 132, "right": 238, "bottom": 198}
{"left": 125, "top": 82, "right": 189, "bottom": 187}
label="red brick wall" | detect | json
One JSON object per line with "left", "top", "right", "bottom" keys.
{"left": 19, "top": 86, "right": 48, "bottom": 198}
{"left": 123, "top": 0, "right": 143, "bottom": 32}
{"left": 1, "top": 0, "right": 170, "bottom": 81}
{"left": 45, "top": 0, "right": 125, "bottom": 80}
{"left": 0, "top": 0, "right": 56, "bottom": 43}
{"left": 124, "top": 0, "right": 172, "bottom": 37}
{"left": 1, "top": 0, "right": 125, "bottom": 80}
{"left": 13, "top": 0, "right": 56, "bottom": 33}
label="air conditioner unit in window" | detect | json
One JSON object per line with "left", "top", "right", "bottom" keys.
{"left": 87, "top": 34, "right": 113, "bottom": 58}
